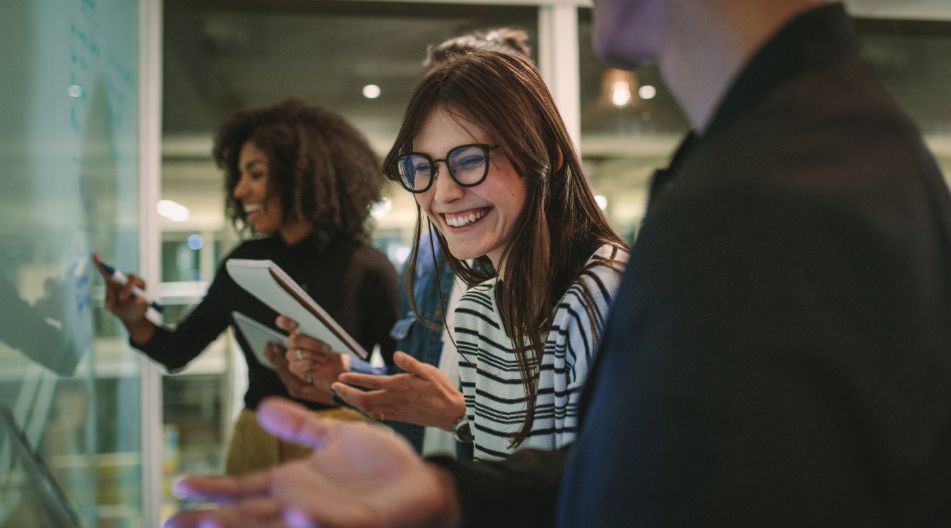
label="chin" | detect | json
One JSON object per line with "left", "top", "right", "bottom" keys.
{"left": 252, "top": 223, "right": 278, "bottom": 235}
{"left": 443, "top": 240, "right": 485, "bottom": 262}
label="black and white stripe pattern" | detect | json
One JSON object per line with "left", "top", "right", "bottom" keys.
{"left": 455, "top": 244, "right": 628, "bottom": 461}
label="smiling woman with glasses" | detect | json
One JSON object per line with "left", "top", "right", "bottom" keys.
{"left": 272, "top": 49, "right": 630, "bottom": 462}
{"left": 333, "top": 48, "right": 629, "bottom": 462}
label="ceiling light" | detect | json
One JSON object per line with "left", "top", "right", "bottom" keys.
{"left": 157, "top": 199, "right": 190, "bottom": 222}
{"left": 638, "top": 85, "right": 657, "bottom": 100}
{"left": 611, "top": 82, "right": 632, "bottom": 107}
{"left": 187, "top": 234, "right": 204, "bottom": 251}
{"left": 601, "top": 69, "right": 639, "bottom": 109}
{"left": 363, "top": 84, "right": 381, "bottom": 99}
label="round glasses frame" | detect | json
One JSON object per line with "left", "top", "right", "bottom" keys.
{"left": 395, "top": 143, "right": 500, "bottom": 194}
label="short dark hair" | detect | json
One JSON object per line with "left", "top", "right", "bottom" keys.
{"left": 214, "top": 98, "right": 382, "bottom": 244}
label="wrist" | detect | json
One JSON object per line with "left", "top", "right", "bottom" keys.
{"left": 440, "top": 396, "right": 466, "bottom": 432}
{"left": 450, "top": 413, "right": 472, "bottom": 443}
{"left": 127, "top": 319, "right": 156, "bottom": 346}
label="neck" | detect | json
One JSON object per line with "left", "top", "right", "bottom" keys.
{"left": 278, "top": 220, "right": 314, "bottom": 245}
{"left": 659, "top": 0, "right": 821, "bottom": 134}
{"left": 488, "top": 249, "right": 505, "bottom": 276}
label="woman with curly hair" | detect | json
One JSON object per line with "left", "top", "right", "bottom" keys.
{"left": 97, "top": 99, "right": 399, "bottom": 474}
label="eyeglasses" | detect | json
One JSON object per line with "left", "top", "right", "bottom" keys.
{"left": 396, "top": 143, "right": 500, "bottom": 193}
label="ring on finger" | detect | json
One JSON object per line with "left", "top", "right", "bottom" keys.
{"left": 296, "top": 349, "right": 304, "bottom": 360}
{"left": 306, "top": 370, "right": 314, "bottom": 385}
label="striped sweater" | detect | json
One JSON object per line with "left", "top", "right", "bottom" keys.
{"left": 454, "top": 244, "right": 628, "bottom": 461}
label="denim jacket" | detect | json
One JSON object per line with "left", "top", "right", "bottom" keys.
{"left": 349, "top": 237, "right": 456, "bottom": 453}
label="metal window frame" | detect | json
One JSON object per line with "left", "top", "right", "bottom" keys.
{"left": 138, "top": 1, "right": 164, "bottom": 527}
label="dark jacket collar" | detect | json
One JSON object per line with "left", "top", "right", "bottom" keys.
{"left": 648, "top": 3, "right": 854, "bottom": 210}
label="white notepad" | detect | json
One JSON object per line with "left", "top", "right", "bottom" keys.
{"left": 225, "top": 259, "right": 369, "bottom": 360}
{"left": 231, "top": 311, "right": 286, "bottom": 370}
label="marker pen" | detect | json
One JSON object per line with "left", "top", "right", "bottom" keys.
{"left": 96, "top": 259, "right": 164, "bottom": 313}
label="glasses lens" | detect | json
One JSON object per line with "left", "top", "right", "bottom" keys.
{"left": 398, "top": 154, "right": 432, "bottom": 192}
{"left": 447, "top": 145, "right": 488, "bottom": 185}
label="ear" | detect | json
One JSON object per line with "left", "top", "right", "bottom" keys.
{"left": 555, "top": 147, "right": 565, "bottom": 173}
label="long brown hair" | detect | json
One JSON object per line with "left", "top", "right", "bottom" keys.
{"left": 383, "top": 51, "right": 627, "bottom": 446}
{"left": 214, "top": 98, "right": 382, "bottom": 245}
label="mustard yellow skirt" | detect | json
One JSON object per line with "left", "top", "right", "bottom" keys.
{"left": 224, "top": 406, "right": 368, "bottom": 476}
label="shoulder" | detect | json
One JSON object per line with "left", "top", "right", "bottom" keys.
{"left": 458, "top": 279, "right": 496, "bottom": 310}
{"left": 562, "top": 244, "right": 628, "bottom": 307}
{"left": 210, "top": 237, "right": 275, "bottom": 284}
{"left": 223, "top": 237, "right": 277, "bottom": 260}
{"left": 454, "top": 279, "right": 500, "bottom": 329}
{"left": 347, "top": 243, "right": 399, "bottom": 278}
{"left": 698, "top": 57, "right": 932, "bottom": 203}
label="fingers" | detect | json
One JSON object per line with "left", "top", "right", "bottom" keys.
{"left": 330, "top": 382, "right": 400, "bottom": 419}
{"left": 265, "top": 343, "right": 286, "bottom": 362}
{"left": 256, "top": 397, "right": 337, "bottom": 448}
{"left": 115, "top": 272, "right": 146, "bottom": 304}
{"left": 336, "top": 372, "right": 391, "bottom": 390}
{"left": 283, "top": 349, "right": 327, "bottom": 382}
{"left": 172, "top": 472, "right": 271, "bottom": 504}
{"left": 274, "top": 315, "right": 299, "bottom": 333}
{"left": 284, "top": 348, "right": 330, "bottom": 366}
{"left": 92, "top": 254, "right": 109, "bottom": 278}
{"left": 284, "top": 334, "right": 333, "bottom": 357}
{"left": 329, "top": 382, "right": 395, "bottom": 415}
{"left": 284, "top": 509, "right": 321, "bottom": 528}
{"left": 164, "top": 498, "right": 284, "bottom": 528}
{"left": 393, "top": 351, "right": 436, "bottom": 377}
{"left": 287, "top": 360, "right": 313, "bottom": 380}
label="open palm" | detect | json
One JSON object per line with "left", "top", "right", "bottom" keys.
{"left": 167, "top": 398, "right": 456, "bottom": 528}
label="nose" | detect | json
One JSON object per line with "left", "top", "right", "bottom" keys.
{"left": 431, "top": 163, "right": 464, "bottom": 204}
{"left": 233, "top": 174, "right": 248, "bottom": 200}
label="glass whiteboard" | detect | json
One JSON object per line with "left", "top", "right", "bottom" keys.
{"left": 0, "top": 0, "right": 142, "bottom": 526}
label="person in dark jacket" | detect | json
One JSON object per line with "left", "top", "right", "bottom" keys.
{"left": 167, "top": 1, "right": 951, "bottom": 526}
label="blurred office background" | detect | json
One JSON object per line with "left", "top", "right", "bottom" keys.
{"left": 1, "top": 0, "right": 950, "bottom": 526}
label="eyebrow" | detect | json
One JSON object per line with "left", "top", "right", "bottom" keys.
{"left": 242, "top": 159, "right": 266, "bottom": 171}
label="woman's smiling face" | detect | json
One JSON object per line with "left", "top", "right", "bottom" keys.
{"left": 232, "top": 141, "right": 284, "bottom": 235}
{"left": 412, "top": 107, "right": 527, "bottom": 269}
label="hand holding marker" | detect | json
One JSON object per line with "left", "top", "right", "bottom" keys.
{"left": 92, "top": 254, "right": 164, "bottom": 313}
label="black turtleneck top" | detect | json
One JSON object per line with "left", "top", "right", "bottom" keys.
{"left": 138, "top": 233, "right": 399, "bottom": 411}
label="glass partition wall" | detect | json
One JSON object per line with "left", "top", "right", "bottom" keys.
{"left": 0, "top": 1, "right": 143, "bottom": 527}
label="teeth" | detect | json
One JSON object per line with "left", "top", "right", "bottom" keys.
{"left": 445, "top": 209, "right": 487, "bottom": 227}
{"left": 244, "top": 203, "right": 261, "bottom": 213}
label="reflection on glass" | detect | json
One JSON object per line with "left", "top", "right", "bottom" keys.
{"left": 0, "top": 0, "right": 141, "bottom": 526}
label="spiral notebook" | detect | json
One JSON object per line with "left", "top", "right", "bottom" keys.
{"left": 225, "top": 259, "right": 369, "bottom": 360}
